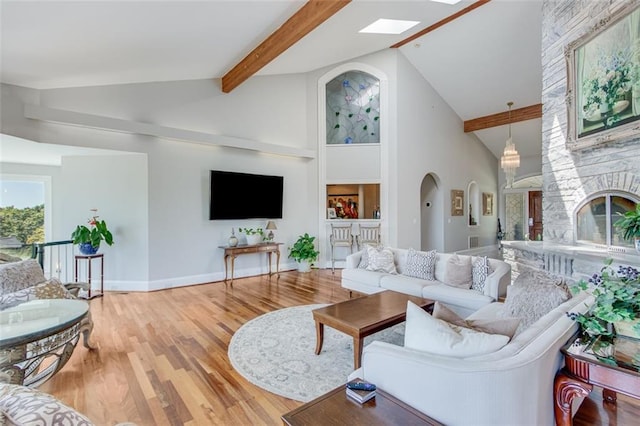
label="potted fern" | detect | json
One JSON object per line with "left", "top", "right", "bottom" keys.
{"left": 614, "top": 203, "right": 640, "bottom": 252}
{"left": 288, "top": 233, "right": 319, "bottom": 272}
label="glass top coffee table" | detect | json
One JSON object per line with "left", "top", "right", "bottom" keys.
{"left": 0, "top": 299, "right": 89, "bottom": 387}
{"left": 312, "top": 291, "right": 434, "bottom": 369}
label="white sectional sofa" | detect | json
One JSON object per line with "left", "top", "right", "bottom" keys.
{"left": 349, "top": 290, "right": 593, "bottom": 426}
{"left": 341, "top": 248, "right": 511, "bottom": 317}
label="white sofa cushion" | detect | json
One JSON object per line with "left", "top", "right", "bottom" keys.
{"left": 421, "top": 284, "right": 492, "bottom": 312}
{"left": 404, "top": 248, "right": 436, "bottom": 280}
{"left": 380, "top": 274, "right": 436, "bottom": 298}
{"left": 433, "top": 301, "right": 520, "bottom": 339}
{"left": 341, "top": 268, "right": 387, "bottom": 288}
{"left": 365, "top": 246, "right": 397, "bottom": 274}
{"left": 404, "top": 301, "right": 510, "bottom": 357}
{"left": 444, "top": 254, "right": 472, "bottom": 289}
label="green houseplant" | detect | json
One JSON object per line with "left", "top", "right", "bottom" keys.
{"left": 239, "top": 228, "right": 265, "bottom": 245}
{"left": 71, "top": 209, "right": 114, "bottom": 255}
{"left": 288, "top": 233, "right": 319, "bottom": 272}
{"left": 568, "top": 259, "right": 640, "bottom": 340}
{"left": 614, "top": 203, "right": 640, "bottom": 251}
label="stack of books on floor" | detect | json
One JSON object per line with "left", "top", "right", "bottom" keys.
{"left": 346, "top": 379, "right": 376, "bottom": 404}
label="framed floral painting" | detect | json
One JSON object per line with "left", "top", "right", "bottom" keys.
{"left": 565, "top": 3, "right": 640, "bottom": 150}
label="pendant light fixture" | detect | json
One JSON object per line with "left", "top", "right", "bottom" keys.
{"left": 500, "top": 101, "right": 520, "bottom": 188}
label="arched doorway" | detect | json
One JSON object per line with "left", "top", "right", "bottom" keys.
{"left": 420, "top": 173, "right": 443, "bottom": 251}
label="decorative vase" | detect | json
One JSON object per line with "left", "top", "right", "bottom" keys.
{"left": 79, "top": 242, "right": 99, "bottom": 255}
{"left": 246, "top": 234, "right": 262, "bottom": 245}
{"left": 614, "top": 318, "right": 640, "bottom": 339}
{"left": 228, "top": 229, "right": 238, "bottom": 247}
{"left": 297, "top": 260, "right": 311, "bottom": 273}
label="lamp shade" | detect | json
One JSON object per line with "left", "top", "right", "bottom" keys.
{"left": 266, "top": 221, "right": 277, "bottom": 230}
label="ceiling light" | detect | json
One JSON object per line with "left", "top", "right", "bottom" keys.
{"left": 430, "top": 0, "right": 462, "bottom": 4}
{"left": 500, "top": 102, "right": 520, "bottom": 188}
{"left": 359, "top": 19, "right": 420, "bottom": 35}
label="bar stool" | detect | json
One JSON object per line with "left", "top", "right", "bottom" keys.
{"left": 356, "top": 223, "right": 381, "bottom": 250}
{"left": 329, "top": 224, "right": 353, "bottom": 273}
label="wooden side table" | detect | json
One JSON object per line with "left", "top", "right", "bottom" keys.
{"left": 218, "top": 242, "right": 282, "bottom": 282}
{"left": 554, "top": 334, "right": 640, "bottom": 426}
{"left": 282, "top": 382, "right": 442, "bottom": 425}
{"left": 74, "top": 253, "right": 104, "bottom": 299}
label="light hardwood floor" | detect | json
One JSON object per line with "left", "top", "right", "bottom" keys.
{"left": 40, "top": 270, "right": 639, "bottom": 425}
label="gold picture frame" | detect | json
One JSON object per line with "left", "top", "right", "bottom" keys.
{"left": 451, "top": 190, "right": 464, "bottom": 216}
{"left": 482, "top": 192, "right": 493, "bottom": 216}
{"left": 565, "top": 3, "right": 640, "bottom": 150}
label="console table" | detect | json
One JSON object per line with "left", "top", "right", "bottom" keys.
{"left": 554, "top": 334, "right": 640, "bottom": 425}
{"left": 219, "top": 242, "right": 282, "bottom": 282}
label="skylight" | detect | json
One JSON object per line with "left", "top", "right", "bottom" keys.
{"left": 359, "top": 19, "right": 420, "bottom": 35}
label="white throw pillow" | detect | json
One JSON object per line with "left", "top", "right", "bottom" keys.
{"left": 432, "top": 301, "right": 520, "bottom": 339}
{"left": 404, "top": 248, "right": 436, "bottom": 280}
{"left": 471, "top": 256, "right": 493, "bottom": 293}
{"left": 404, "top": 301, "right": 509, "bottom": 357}
{"left": 365, "top": 246, "right": 397, "bottom": 274}
{"left": 444, "top": 254, "right": 472, "bottom": 289}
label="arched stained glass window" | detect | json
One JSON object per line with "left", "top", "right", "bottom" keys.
{"left": 326, "top": 71, "right": 380, "bottom": 144}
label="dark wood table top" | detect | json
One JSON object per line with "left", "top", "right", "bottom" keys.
{"left": 312, "top": 290, "right": 434, "bottom": 337}
{"left": 281, "top": 382, "right": 443, "bottom": 426}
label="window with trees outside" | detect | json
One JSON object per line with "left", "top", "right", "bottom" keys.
{"left": 575, "top": 193, "right": 638, "bottom": 248}
{"left": 0, "top": 178, "right": 45, "bottom": 259}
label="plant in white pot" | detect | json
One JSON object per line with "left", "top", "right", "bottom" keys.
{"left": 239, "top": 228, "right": 265, "bottom": 245}
{"left": 614, "top": 203, "right": 640, "bottom": 252}
{"left": 288, "top": 233, "right": 319, "bottom": 272}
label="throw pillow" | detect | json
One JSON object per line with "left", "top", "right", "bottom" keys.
{"left": 502, "top": 270, "right": 572, "bottom": 331}
{"left": 0, "top": 259, "right": 47, "bottom": 294}
{"left": 0, "top": 383, "right": 94, "bottom": 426}
{"left": 0, "top": 279, "right": 74, "bottom": 310}
{"left": 357, "top": 245, "right": 373, "bottom": 269}
{"left": 404, "top": 301, "right": 509, "bottom": 357}
{"left": 432, "top": 302, "right": 520, "bottom": 339}
{"left": 404, "top": 248, "right": 436, "bottom": 280}
{"left": 365, "top": 246, "right": 397, "bottom": 274}
{"left": 471, "top": 256, "right": 493, "bottom": 293}
{"left": 444, "top": 254, "right": 472, "bottom": 289}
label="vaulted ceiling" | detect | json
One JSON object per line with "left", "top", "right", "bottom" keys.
{"left": 0, "top": 0, "right": 543, "bottom": 161}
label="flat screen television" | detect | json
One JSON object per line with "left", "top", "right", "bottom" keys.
{"left": 209, "top": 170, "right": 284, "bottom": 220}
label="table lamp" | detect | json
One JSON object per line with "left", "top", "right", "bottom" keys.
{"left": 266, "top": 221, "right": 277, "bottom": 241}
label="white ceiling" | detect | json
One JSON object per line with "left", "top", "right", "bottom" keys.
{"left": 0, "top": 0, "right": 543, "bottom": 163}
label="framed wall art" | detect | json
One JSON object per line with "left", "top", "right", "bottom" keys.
{"left": 482, "top": 192, "right": 493, "bottom": 216}
{"left": 451, "top": 190, "right": 464, "bottom": 216}
{"left": 565, "top": 3, "right": 640, "bottom": 150}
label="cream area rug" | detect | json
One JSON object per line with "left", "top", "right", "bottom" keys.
{"left": 228, "top": 304, "right": 404, "bottom": 402}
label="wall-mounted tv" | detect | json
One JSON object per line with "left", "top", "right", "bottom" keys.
{"left": 209, "top": 170, "right": 284, "bottom": 220}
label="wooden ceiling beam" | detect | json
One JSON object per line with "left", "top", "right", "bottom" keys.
{"left": 391, "top": 0, "right": 491, "bottom": 48}
{"left": 463, "top": 103, "right": 542, "bottom": 133}
{"left": 221, "top": 0, "right": 351, "bottom": 93}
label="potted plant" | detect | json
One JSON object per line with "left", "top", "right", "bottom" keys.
{"left": 71, "top": 209, "right": 114, "bottom": 255}
{"left": 239, "top": 228, "right": 265, "bottom": 245}
{"left": 614, "top": 203, "right": 640, "bottom": 252}
{"left": 568, "top": 259, "right": 640, "bottom": 340}
{"left": 288, "top": 233, "right": 320, "bottom": 272}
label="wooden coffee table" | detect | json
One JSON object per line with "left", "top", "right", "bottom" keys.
{"left": 281, "top": 381, "right": 443, "bottom": 425}
{"left": 312, "top": 290, "right": 434, "bottom": 369}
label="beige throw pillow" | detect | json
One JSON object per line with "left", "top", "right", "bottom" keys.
{"left": 445, "top": 254, "right": 472, "bottom": 289}
{"left": 432, "top": 302, "right": 520, "bottom": 339}
{"left": 365, "top": 246, "right": 397, "bottom": 274}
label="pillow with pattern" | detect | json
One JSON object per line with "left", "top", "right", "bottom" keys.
{"left": 365, "top": 246, "right": 397, "bottom": 274}
{"left": 357, "top": 245, "right": 373, "bottom": 269}
{"left": 471, "top": 256, "right": 494, "bottom": 293}
{"left": 404, "top": 248, "right": 436, "bottom": 280}
{"left": 0, "top": 278, "right": 74, "bottom": 310}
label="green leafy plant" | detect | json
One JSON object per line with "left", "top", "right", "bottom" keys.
{"left": 70, "top": 209, "right": 114, "bottom": 249}
{"left": 614, "top": 203, "right": 640, "bottom": 241}
{"left": 238, "top": 227, "right": 264, "bottom": 236}
{"left": 288, "top": 233, "right": 319, "bottom": 263}
{"left": 568, "top": 259, "right": 640, "bottom": 338}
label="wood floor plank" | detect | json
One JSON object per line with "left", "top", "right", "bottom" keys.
{"left": 37, "top": 269, "right": 639, "bottom": 425}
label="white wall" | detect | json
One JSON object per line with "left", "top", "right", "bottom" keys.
{"left": 395, "top": 53, "right": 499, "bottom": 252}
{"left": 1, "top": 74, "right": 316, "bottom": 290}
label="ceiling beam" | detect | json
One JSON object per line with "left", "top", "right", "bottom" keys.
{"left": 221, "top": 0, "right": 351, "bottom": 93}
{"left": 391, "top": 0, "right": 492, "bottom": 48}
{"left": 463, "top": 103, "right": 542, "bottom": 133}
